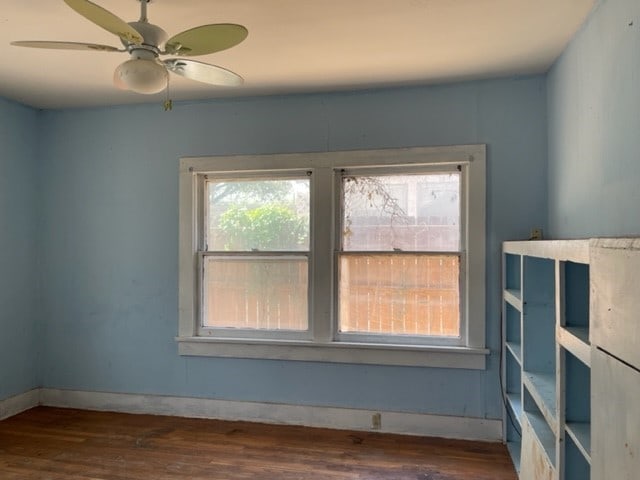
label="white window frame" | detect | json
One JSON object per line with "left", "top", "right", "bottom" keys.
{"left": 177, "top": 145, "right": 488, "bottom": 369}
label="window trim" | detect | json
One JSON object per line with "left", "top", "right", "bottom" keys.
{"left": 177, "top": 145, "right": 488, "bottom": 369}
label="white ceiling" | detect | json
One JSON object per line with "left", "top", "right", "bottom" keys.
{"left": 0, "top": 0, "right": 595, "bottom": 109}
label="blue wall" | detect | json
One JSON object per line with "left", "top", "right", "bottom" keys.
{"left": 7, "top": 0, "right": 637, "bottom": 424}
{"left": 0, "top": 98, "right": 40, "bottom": 401}
{"left": 547, "top": 0, "right": 640, "bottom": 237}
{"left": 37, "top": 77, "right": 547, "bottom": 420}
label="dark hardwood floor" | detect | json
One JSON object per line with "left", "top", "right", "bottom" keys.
{"left": 0, "top": 407, "right": 517, "bottom": 479}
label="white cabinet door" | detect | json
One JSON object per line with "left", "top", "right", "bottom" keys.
{"left": 592, "top": 348, "right": 640, "bottom": 480}
{"left": 590, "top": 239, "right": 640, "bottom": 369}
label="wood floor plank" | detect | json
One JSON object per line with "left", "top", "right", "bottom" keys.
{"left": 0, "top": 407, "right": 516, "bottom": 480}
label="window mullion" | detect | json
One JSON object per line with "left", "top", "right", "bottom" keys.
{"left": 311, "top": 167, "right": 334, "bottom": 343}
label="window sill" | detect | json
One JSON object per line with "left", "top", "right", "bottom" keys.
{"left": 175, "top": 337, "right": 489, "bottom": 369}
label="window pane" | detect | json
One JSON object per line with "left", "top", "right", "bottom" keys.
{"left": 338, "top": 254, "right": 460, "bottom": 337}
{"left": 207, "top": 178, "right": 310, "bottom": 251}
{"left": 203, "top": 257, "right": 308, "bottom": 330}
{"left": 342, "top": 173, "right": 460, "bottom": 252}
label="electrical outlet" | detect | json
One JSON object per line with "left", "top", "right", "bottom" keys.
{"left": 530, "top": 228, "right": 543, "bottom": 240}
{"left": 371, "top": 413, "right": 381, "bottom": 430}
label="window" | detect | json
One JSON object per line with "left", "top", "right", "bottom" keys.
{"left": 202, "top": 177, "right": 310, "bottom": 337}
{"left": 338, "top": 170, "right": 462, "bottom": 344}
{"left": 178, "top": 146, "right": 487, "bottom": 369}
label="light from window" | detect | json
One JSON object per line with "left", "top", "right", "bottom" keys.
{"left": 202, "top": 177, "right": 310, "bottom": 330}
{"left": 339, "top": 172, "right": 461, "bottom": 338}
{"left": 203, "top": 256, "right": 308, "bottom": 330}
{"left": 339, "top": 254, "right": 460, "bottom": 336}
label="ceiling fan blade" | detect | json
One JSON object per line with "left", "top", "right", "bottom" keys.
{"left": 11, "top": 41, "right": 122, "bottom": 52}
{"left": 63, "top": 0, "right": 143, "bottom": 44}
{"left": 164, "top": 59, "right": 243, "bottom": 86}
{"left": 164, "top": 24, "right": 248, "bottom": 56}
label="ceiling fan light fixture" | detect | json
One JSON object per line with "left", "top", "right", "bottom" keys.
{"left": 114, "top": 58, "right": 168, "bottom": 94}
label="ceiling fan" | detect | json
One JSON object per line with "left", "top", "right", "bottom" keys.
{"left": 11, "top": 0, "right": 248, "bottom": 95}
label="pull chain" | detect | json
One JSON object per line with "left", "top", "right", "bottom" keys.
{"left": 164, "top": 73, "right": 173, "bottom": 111}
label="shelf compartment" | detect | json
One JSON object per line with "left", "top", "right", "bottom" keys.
{"left": 560, "top": 261, "right": 590, "bottom": 357}
{"left": 522, "top": 303, "right": 556, "bottom": 376}
{"left": 505, "top": 392, "right": 523, "bottom": 474}
{"left": 522, "top": 256, "right": 556, "bottom": 402}
{"left": 505, "top": 301, "right": 521, "bottom": 355}
{"left": 506, "top": 440, "right": 522, "bottom": 474}
{"left": 506, "top": 349, "right": 522, "bottom": 396}
{"left": 522, "top": 256, "right": 555, "bottom": 307}
{"left": 564, "top": 348, "right": 590, "bottom": 460}
{"left": 523, "top": 371, "right": 557, "bottom": 435}
{"left": 505, "top": 302, "right": 521, "bottom": 341}
{"left": 563, "top": 261, "right": 589, "bottom": 329}
{"left": 505, "top": 253, "right": 521, "bottom": 292}
{"left": 566, "top": 422, "right": 591, "bottom": 464}
{"left": 564, "top": 431, "right": 591, "bottom": 480}
{"left": 522, "top": 303, "right": 556, "bottom": 415}
{"left": 520, "top": 412, "right": 555, "bottom": 480}
{"left": 506, "top": 392, "right": 522, "bottom": 426}
{"left": 523, "top": 407, "right": 556, "bottom": 469}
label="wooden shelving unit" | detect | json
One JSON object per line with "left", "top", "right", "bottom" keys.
{"left": 502, "top": 240, "right": 591, "bottom": 479}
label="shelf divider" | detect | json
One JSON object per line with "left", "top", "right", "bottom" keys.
{"left": 506, "top": 392, "right": 523, "bottom": 426}
{"left": 557, "top": 326, "right": 591, "bottom": 367}
{"left": 524, "top": 411, "right": 556, "bottom": 469}
{"left": 504, "top": 289, "right": 522, "bottom": 311}
{"left": 566, "top": 421, "right": 591, "bottom": 464}
{"left": 523, "top": 371, "right": 557, "bottom": 436}
{"left": 506, "top": 341, "right": 522, "bottom": 365}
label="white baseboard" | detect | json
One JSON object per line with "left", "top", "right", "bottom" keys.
{"left": 40, "top": 388, "right": 502, "bottom": 442}
{"left": 0, "top": 389, "right": 40, "bottom": 420}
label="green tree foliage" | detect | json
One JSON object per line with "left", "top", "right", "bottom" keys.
{"left": 219, "top": 204, "right": 308, "bottom": 251}
{"left": 210, "top": 181, "right": 291, "bottom": 204}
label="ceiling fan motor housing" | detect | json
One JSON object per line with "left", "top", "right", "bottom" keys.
{"left": 125, "top": 21, "right": 168, "bottom": 54}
